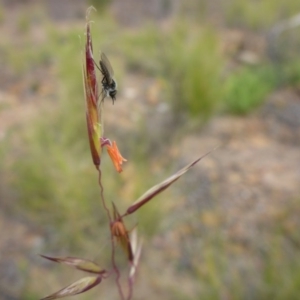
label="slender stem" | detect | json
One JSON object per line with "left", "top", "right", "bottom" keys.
{"left": 98, "top": 169, "right": 111, "bottom": 222}
{"left": 98, "top": 169, "right": 125, "bottom": 300}
{"left": 111, "top": 235, "right": 125, "bottom": 300}
{"left": 127, "top": 277, "right": 134, "bottom": 300}
{"left": 120, "top": 212, "right": 129, "bottom": 219}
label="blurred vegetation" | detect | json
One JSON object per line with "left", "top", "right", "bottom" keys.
{"left": 161, "top": 25, "right": 223, "bottom": 120}
{"left": 158, "top": 196, "right": 300, "bottom": 300}
{"left": 224, "top": 65, "right": 278, "bottom": 115}
{"left": 0, "top": 0, "right": 300, "bottom": 299}
{"left": 88, "top": 0, "right": 111, "bottom": 12}
{"left": 121, "top": 23, "right": 223, "bottom": 121}
{"left": 223, "top": 0, "right": 300, "bottom": 30}
{"left": 280, "top": 59, "right": 300, "bottom": 86}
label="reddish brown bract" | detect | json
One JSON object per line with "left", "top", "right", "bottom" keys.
{"left": 83, "top": 23, "right": 102, "bottom": 168}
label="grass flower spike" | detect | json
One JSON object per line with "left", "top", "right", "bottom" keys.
{"left": 83, "top": 22, "right": 102, "bottom": 169}
{"left": 41, "top": 8, "right": 216, "bottom": 300}
{"left": 83, "top": 21, "right": 126, "bottom": 172}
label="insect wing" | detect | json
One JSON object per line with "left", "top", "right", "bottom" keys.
{"left": 100, "top": 52, "right": 114, "bottom": 85}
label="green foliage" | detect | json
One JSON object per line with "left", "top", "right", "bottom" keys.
{"left": 162, "top": 25, "right": 223, "bottom": 120}
{"left": 121, "top": 26, "right": 162, "bottom": 74}
{"left": 88, "top": 0, "right": 111, "bottom": 12}
{"left": 278, "top": 59, "right": 300, "bottom": 87}
{"left": 224, "top": 0, "right": 300, "bottom": 30}
{"left": 224, "top": 66, "right": 277, "bottom": 115}
{"left": 8, "top": 116, "right": 107, "bottom": 250}
{"left": 122, "top": 23, "right": 223, "bottom": 121}
{"left": 17, "top": 12, "right": 31, "bottom": 34}
{"left": 0, "top": 5, "right": 5, "bottom": 24}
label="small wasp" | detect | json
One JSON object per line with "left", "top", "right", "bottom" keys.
{"left": 94, "top": 52, "right": 117, "bottom": 105}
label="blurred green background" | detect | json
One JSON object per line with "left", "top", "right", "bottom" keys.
{"left": 0, "top": 0, "right": 300, "bottom": 299}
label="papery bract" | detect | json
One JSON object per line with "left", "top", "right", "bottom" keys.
{"left": 129, "top": 229, "right": 142, "bottom": 280}
{"left": 40, "top": 255, "right": 106, "bottom": 275}
{"left": 126, "top": 149, "right": 217, "bottom": 214}
{"left": 111, "top": 203, "right": 134, "bottom": 262}
{"left": 41, "top": 276, "right": 102, "bottom": 300}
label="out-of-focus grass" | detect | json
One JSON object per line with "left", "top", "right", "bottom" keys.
{"left": 122, "top": 23, "right": 223, "bottom": 121}
{"left": 280, "top": 59, "right": 300, "bottom": 86}
{"left": 122, "top": 25, "right": 162, "bottom": 75}
{"left": 159, "top": 198, "right": 300, "bottom": 300}
{"left": 88, "top": 0, "right": 111, "bottom": 11}
{"left": 224, "top": 65, "right": 278, "bottom": 115}
{"left": 17, "top": 11, "right": 31, "bottom": 34}
{"left": 162, "top": 25, "right": 223, "bottom": 120}
{"left": 224, "top": 0, "right": 300, "bottom": 30}
{"left": 0, "top": 5, "right": 5, "bottom": 25}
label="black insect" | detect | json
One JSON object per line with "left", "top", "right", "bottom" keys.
{"left": 95, "top": 52, "right": 117, "bottom": 105}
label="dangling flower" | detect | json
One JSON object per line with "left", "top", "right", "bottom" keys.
{"left": 106, "top": 141, "right": 127, "bottom": 173}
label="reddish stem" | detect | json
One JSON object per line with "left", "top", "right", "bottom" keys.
{"left": 111, "top": 235, "right": 125, "bottom": 300}
{"left": 127, "top": 277, "right": 134, "bottom": 300}
{"left": 98, "top": 169, "right": 111, "bottom": 221}
{"left": 98, "top": 169, "right": 125, "bottom": 300}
